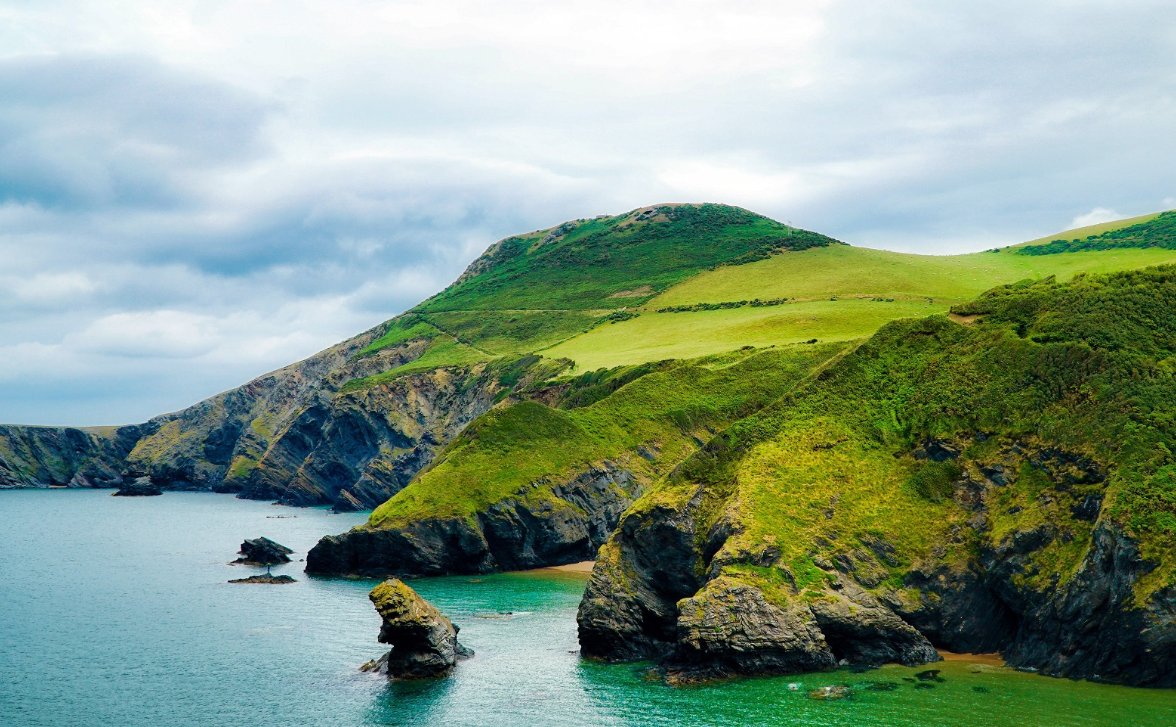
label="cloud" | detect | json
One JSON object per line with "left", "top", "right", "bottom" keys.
{"left": 1070, "top": 207, "right": 1124, "bottom": 229}
{"left": 0, "top": 1, "right": 1174, "bottom": 423}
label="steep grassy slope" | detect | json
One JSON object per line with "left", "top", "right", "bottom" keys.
{"left": 578, "top": 266, "right": 1175, "bottom": 686}
{"left": 307, "top": 342, "right": 851, "bottom": 574}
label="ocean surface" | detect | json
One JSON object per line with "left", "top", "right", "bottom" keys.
{"left": 1, "top": 489, "right": 1173, "bottom": 727}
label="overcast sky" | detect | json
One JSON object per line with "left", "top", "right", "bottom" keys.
{"left": 1, "top": 1, "right": 1173, "bottom": 425}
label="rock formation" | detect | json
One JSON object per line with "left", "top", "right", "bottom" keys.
{"left": 112, "top": 476, "right": 162, "bottom": 497}
{"left": 367, "top": 579, "right": 472, "bottom": 678}
{"left": 233, "top": 537, "right": 294, "bottom": 566}
{"left": 229, "top": 573, "right": 296, "bottom": 584}
{"left": 307, "top": 463, "right": 641, "bottom": 576}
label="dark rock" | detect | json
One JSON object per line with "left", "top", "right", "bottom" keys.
{"left": 112, "top": 477, "right": 162, "bottom": 497}
{"left": 1070, "top": 494, "right": 1103, "bottom": 522}
{"left": 229, "top": 573, "right": 296, "bottom": 584}
{"left": 368, "top": 579, "right": 472, "bottom": 678}
{"left": 308, "top": 462, "right": 642, "bottom": 576}
{"left": 915, "top": 439, "right": 960, "bottom": 462}
{"left": 234, "top": 537, "right": 293, "bottom": 565}
{"left": 914, "top": 669, "right": 945, "bottom": 682}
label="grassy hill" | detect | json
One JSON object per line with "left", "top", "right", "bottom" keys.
{"left": 305, "top": 205, "right": 1174, "bottom": 685}
{"left": 312, "top": 206, "right": 1174, "bottom": 574}
{"left": 347, "top": 204, "right": 1176, "bottom": 381}
{"left": 579, "top": 265, "right": 1176, "bottom": 686}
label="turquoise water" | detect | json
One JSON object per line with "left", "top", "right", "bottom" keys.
{"left": 1, "top": 490, "right": 1173, "bottom": 726}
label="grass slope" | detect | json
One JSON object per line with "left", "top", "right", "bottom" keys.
{"left": 626, "top": 265, "right": 1175, "bottom": 615}
{"left": 347, "top": 204, "right": 1176, "bottom": 387}
{"left": 541, "top": 244, "right": 1176, "bottom": 370}
{"left": 367, "top": 343, "right": 849, "bottom": 527}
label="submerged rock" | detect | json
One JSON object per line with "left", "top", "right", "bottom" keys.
{"left": 233, "top": 537, "right": 293, "bottom": 565}
{"left": 808, "top": 685, "right": 851, "bottom": 700}
{"left": 112, "top": 476, "right": 162, "bottom": 497}
{"left": 229, "top": 573, "right": 296, "bottom": 584}
{"left": 368, "top": 578, "right": 472, "bottom": 678}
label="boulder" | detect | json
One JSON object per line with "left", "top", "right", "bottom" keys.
{"left": 112, "top": 476, "right": 162, "bottom": 497}
{"left": 233, "top": 537, "right": 293, "bottom": 565}
{"left": 368, "top": 578, "right": 472, "bottom": 678}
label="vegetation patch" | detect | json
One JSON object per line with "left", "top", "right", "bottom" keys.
{"left": 1016, "top": 210, "right": 1176, "bottom": 255}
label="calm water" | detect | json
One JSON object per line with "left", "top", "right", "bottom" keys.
{"left": 1, "top": 490, "right": 1173, "bottom": 726}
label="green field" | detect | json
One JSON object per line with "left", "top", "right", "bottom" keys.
{"left": 539, "top": 244, "right": 1176, "bottom": 370}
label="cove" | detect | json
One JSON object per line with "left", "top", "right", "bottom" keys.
{"left": 1, "top": 490, "right": 1172, "bottom": 726}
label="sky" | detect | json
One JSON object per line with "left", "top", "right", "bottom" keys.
{"left": 1, "top": 0, "right": 1174, "bottom": 426}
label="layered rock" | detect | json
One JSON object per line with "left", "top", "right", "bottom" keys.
{"left": 307, "top": 463, "right": 642, "bottom": 576}
{"left": 233, "top": 537, "right": 294, "bottom": 565}
{"left": 367, "top": 579, "right": 472, "bottom": 678}
{"left": 0, "top": 423, "right": 144, "bottom": 490}
{"left": 0, "top": 334, "right": 519, "bottom": 511}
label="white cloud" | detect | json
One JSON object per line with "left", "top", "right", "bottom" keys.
{"left": 1070, "top": 207, "right": 1123, "bottom": 229}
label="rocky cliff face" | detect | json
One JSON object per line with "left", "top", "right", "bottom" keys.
{"left": 307, "top": 462, "right": 643, "bottom": 576}
{"left": 576, "top": 265, "right": 1176, "bottom": 689}
{"left": 578, "top": 437, "right": 1175, "bottom": 687}
{"left": 0, "top": 423, "right": 145, "bottom": 489}
{"left": 0, "top": 325, "right": 519, "bottom": 510}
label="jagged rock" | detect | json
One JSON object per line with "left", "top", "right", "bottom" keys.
{"left": 368, "top": 579, "right": 472, "bottom": 678}
{"left": 669, "top": 577, "right": 835, "bottom": 679}
{"left": 229, "top": 573, "right": 296, "bottom": 584}
{"left": 233, "top": 537, "right": 293, "bottom": 565}
{"left": 112, "top": 477, "right": 162, "bottom": 497}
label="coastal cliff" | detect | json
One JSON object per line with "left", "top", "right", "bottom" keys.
{"left": 578, "top": 268, "right": 1176, "bottom": 686}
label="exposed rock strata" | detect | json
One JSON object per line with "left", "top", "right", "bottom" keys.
{"left": 368, "top": 578, "right": 472, "bottom": 678}
{"left": 307, "top": 463, "right": 642, "bottom": 576}
{"left": 233, "top": 537, "right": 293, "bottom": 565}
{"left": 0, "top": 331, "right": 521, "bottom": 511}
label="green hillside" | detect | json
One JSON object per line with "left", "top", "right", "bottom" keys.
{"left": 340, "top": 206, "right": 1176, "bottom": 519}
{"left": 306, "top": 204, "right": 1174, "bottom": 685}
{"left": 578, "top": 265, "right": 1176, "bottom": 685}
{"left": 347, "top": 204, "right": 1176, "bottom": 383}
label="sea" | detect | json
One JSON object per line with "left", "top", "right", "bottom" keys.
{"left": 1, "top": 489, "right": 1172, "bottom": 726}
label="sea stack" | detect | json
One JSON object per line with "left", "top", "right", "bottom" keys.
{"left": 233, "top": 537, "right": 294, "bottom": 565}
{"left": 366, "top": 578, "right": 472, "bottom": 678}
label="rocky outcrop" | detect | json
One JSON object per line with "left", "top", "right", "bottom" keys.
{"left": 112, "top": 476, "right": 162, "bottom": 497}
{"left": 233, "top": 537, "right": 293, "bottom": 565}
{"left": 367, "top": 579, "right": 472, "bottom": 678}
{"left": 578, "top": 440, "right": 1174, "bottom": 687}
{"left": 307, "top": 463, "right": 643, "bottom": 576}
{"left": 900, "top": 522, "right": 1176, "bottom": 687}
{"left": 0, "top": 423, "right": 145, "bottom": 490}
{"left": 0, "top": 331, "right": 522, "bottom": 512}
{"left": 229, "top": 573, "right": 296, "bottom": 584}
